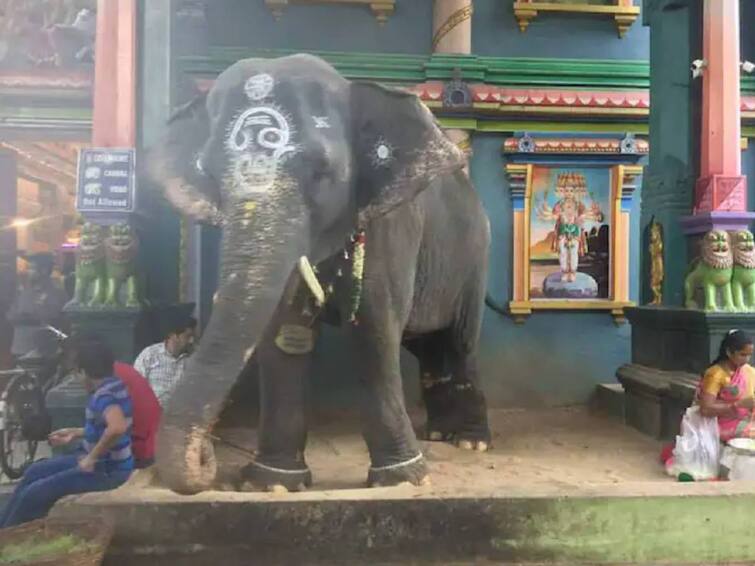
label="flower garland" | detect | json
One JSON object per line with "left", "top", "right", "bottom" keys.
{"left": 348, "top": 229, "right": 366, "bottom": 325}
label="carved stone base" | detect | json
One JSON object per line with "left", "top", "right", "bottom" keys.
{"left": 625, "top": 306, "right": 755, "bottom": 375}
{"left": 693, "top": 174, "right": 747, "bottom": 215}
{"left": 679, "top": 210, "right": 755, "bottom": 235}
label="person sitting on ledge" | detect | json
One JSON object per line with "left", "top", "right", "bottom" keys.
{"left": 63, "top": 334, "right": 161, "bottom": 469}
{"left": 698, "top": 329, "right": 755, "bottom": 441}
{"left": 0, "top": 340, "right": 133, "bottom": 528}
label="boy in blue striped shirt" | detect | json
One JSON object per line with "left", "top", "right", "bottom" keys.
{"left": 0, "top": 341, "right": 133, "bottom": 527}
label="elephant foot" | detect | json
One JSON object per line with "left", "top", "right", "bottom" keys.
{"left": 239, "top": 460, "right": 312, "bottom": 492}
{"left": 454, "top": 384, "right": 492, "bottom": 450}
{"left": 156, "top": 426, "right": 218, "bottom": 495}
{"left": 457, "top": 439, "right": 490, "bottom": 452}
{"left": 426, "top": 430, "right": 454, "bottom": 442}
{"left": 367, "top": 453, "right": 428, "bottom": 488}
{"left": 423, "top": 378, "right": 459, "bottom": 442}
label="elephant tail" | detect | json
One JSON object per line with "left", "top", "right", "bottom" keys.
{"left": 484, "top": 293, "right": 508, "bottom": 316}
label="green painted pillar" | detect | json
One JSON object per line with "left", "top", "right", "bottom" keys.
{"left": 139, "top": 0, "right": 181, "bottom": 307}
{"left": 640, "top": 0, "right": 702, "bottom": 306}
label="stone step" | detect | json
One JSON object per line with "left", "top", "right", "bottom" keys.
{"left": 57, "top": 481, "right": 755, "bottom": 565}
{"left": 591, "top": 382, "right": 625, "bottom": 421}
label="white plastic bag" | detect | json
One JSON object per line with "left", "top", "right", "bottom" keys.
{"left": 666, "top": 405, "right": 721, "bottom": 480}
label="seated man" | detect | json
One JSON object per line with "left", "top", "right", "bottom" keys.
{"left": 64, "top": 334, "right": 161, "bottom": 469}
{"left": 113, "top": 360, "right": 161, "bottom": 468}
{"left": 134, "top": 315, "right": 197, "bottom": 406}
{"left": 0, "top": 341, "right": 133, "bottom": 528}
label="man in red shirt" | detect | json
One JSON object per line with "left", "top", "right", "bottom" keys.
{"left": 65, "top": 335, "right": 161, "bottom": 468}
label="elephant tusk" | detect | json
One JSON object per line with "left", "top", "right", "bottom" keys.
{"left": 298, "top": 256, "right": 325, "bottom": 306}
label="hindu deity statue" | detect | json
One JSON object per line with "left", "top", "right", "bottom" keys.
{"left": 536, "top": 172, "right": 604, "bottom": 283}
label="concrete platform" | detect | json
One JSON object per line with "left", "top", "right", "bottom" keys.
{"left": 51, "top": 408, "right": 755, "bottom": 565}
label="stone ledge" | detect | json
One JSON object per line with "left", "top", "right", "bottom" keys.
{"left": 54, "top": 482, "right": 755, "bottom": 565}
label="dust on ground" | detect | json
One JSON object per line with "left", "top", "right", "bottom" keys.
{"left": 207, "top": 406, "right": 667, "bottom": 492}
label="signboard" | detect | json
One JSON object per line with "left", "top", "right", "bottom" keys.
{"left": 76, "top": 148, "right": 136, "bottom": 214}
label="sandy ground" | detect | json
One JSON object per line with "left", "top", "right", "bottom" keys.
{"left": 208, "top": 406, "right": 667, "bottom": 491}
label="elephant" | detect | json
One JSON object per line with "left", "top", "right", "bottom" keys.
{"left": 147, "top": 54, "right": 491, "bottom": 494}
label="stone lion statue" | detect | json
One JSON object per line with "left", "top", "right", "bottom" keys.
{"left": 732, "top": 229, "right": 755, "bottom": 312}
{"left": 104, "top": 222, "right": 141, "bottom": 309}
{"left": 68, "top": 222, "right": 106, "bottom": 308}
{"left": 684, "top": 229, "right": 734, "bottom": 312}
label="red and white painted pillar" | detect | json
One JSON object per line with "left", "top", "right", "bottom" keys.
{"left": 683, "top": 0, "right": 754, "bottom": 233}
{"left": 92, "top": 0, "right": 137, "bottom": 148}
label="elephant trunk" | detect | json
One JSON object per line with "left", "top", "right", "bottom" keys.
{"left": 156, "top": 202, "right": 308, "bottom": 494}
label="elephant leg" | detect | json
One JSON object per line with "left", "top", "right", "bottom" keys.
{"left": 240, "top": 296, "right": 315, "bottom": 492}
{"left": 405, "top": 334, "right": 457, "bottom": 442}
{"left": 354, "top": 324, "right": 428, "bottom": 487}
{"left": 447, "top": 279, "right": 491, "bottom": 451}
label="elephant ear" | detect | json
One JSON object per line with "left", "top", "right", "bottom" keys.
{"left": 351, "top": 82, "right": 465, "bottom": 222}
{"left": 146, "top": 93, "right": 224, "bottom": 226}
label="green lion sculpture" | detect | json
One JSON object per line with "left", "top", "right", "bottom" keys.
{"left": 69, "top": 222, "right": 106, "bottom": 307}
{"left": 732, "top": 229, "right": 755, "bottom": 312}
{"left": 684, "top": 229, "right": 735, "bottom": 312}
{"left": 104, "top": 222, "right": 141, "bottom": 309}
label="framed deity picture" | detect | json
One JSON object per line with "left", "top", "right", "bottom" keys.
{"left": 505, "top": 147, "right": 644, "bottom": 324}
{"left": 528, "top": 166, "right": 612, "bottom": 301}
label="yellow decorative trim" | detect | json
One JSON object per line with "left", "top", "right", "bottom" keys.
{"left": 742, "top": 137, "right": 749, "bottom": 150}
{"left": 432, "top": 4, "right": 473, "bottom": 51}
{"left": 265, "top": 0, "right": 395, "bottom": 24}
{"left": 513, "top": 1, "right": 640, "bottom": 38}
{"left": 473, "top": 104, "right": 649, "bottom": 117}
{"left": 510, "top": 300, "right": 634, "bottom": 325}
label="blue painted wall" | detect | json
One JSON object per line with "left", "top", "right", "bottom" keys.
{"left": 473, "top": 0, "right": 648, "bottom": 60}
{"left": 744, "top": 144, "right": 755, "bottom": 208}
{"left": 205, "top": 0, "right": 649, "bottom": 60}
{"left": 206, "top": 0, "right": 433, "bottom": 54}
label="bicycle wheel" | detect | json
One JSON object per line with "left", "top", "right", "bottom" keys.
{"left": 0, "top": 373, "right": 41, "bottom": 480}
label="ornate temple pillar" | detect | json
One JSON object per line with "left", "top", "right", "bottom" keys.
{"left": 432, "top": 0, "right": 474, "bottom": 167}
{"left": 93, "top": 0, "right": 137, "bottom": 147}
{"left": 617, "top": 0, "right": 755, "bottom": 441}
{"left": 682, "top": 0, "right": 753, "bottom": 233}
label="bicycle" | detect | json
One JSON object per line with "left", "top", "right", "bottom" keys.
{"left": 0, "top": 326, "right": 69, "bottom": 480}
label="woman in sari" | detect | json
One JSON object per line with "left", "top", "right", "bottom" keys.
{"left": 698, "top": 330, "right": 755, "bottom": 441}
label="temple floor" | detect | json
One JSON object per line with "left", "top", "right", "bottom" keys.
{"left": 209, "top": 406, "right": 667, "bottom": 491}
